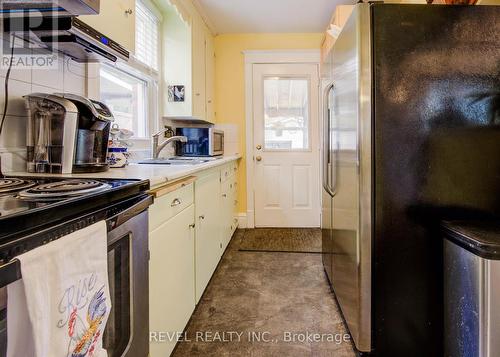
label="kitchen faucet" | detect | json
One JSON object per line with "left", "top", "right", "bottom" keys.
{"left": 152, "top": 129, "right": 187, "bottom": 159}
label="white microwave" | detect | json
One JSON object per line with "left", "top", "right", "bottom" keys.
{"left": 175, "top": 128, "right": 224, "bottom": 157}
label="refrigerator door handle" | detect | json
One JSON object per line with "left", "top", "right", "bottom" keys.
{"left": 322, "top": 82, "right": 335, "bottom": 197}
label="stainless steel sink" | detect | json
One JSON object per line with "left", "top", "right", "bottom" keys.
{"left": 138, "top": 157, "right": 215, "bottom": 165}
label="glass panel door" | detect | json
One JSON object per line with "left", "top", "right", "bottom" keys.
{"left": 263, "top": 78, "right": 310, "bottom": 150}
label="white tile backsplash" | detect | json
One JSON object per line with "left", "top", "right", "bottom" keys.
{"left": 0, "top": 79, "right": 31, "bottom": 116}
{"left": 31, "top": 56, "right": 65, "bottom": 91}
{"left": 63, "top": 59, "right": 86, "bottom": 96}
{"left": 0, "top": 116, "right": 27, "bottom": 148}
{"left": 0, "top": 33, "right": 87, "bottom": 171}
{"left": 0, "top": 149, "right": 27, "bottom": 172}
{"left": 215, "top": 123, "right": 240, "bottom": 155}
{"left": 0, "top": 36, "right": 32, "bottom": 83}
{"left": 215, "top": 123, "right": 239, "bottom": 142}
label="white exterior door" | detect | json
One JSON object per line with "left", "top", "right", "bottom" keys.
{"left": 252, "top": 63, "right": 320, "bottom": 227}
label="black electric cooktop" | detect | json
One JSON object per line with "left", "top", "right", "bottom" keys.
{"left": 0, "top": 177, "right": 150, "bottom": 241}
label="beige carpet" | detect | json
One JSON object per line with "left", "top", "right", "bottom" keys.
{"left": 238, "top": 228, "right": 322, "bottom": 253}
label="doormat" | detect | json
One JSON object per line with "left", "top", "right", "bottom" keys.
{"left": 238, "top": 228, "right": 322, "bottom": 253}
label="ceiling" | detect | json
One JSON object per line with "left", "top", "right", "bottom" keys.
{"left": 194, "top": 0, "right": 354, "bottom": 34}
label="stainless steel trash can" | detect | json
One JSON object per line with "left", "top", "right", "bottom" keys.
{"left": 443, "top": 220, "right": 500, "bottom": 357}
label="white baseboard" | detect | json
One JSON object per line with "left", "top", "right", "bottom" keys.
{"left": 246, "top": 209, "right": 255, "bottom": 228}
{"left": 237, "top": 213, "right": 248, "bottom": 229}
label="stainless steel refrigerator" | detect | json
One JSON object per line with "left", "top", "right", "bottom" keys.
{"left": 321, "top": 3, "right": 500, "bottom": 356}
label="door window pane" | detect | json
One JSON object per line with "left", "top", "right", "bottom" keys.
{"left": 100, "top": 66, "right": 148, "bottom": 138}
{"left": 264, "top": 78, "right": 309, "bottom": 150}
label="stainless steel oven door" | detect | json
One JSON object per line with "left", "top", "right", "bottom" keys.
{"left": 104, "top": 207, "right": 149, "bottom": 357}
{"left": 0, "top": 195, "right": 151, "bottom": 357}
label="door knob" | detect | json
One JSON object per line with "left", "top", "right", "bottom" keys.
{"left": 255, "top": 156, "right": 262, "bottom": 162}
{"left": 256, "top": 144, "right": 262, "bottom": 150}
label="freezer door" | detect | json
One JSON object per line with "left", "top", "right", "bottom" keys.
{"left": 321, "top": 48, "right": 335, "bottom": 284}
{"left": 330, "top": 4, "right": 372, "bottom": 353}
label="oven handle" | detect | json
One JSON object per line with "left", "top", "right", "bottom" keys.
{"left": 106, "top": 195, "right": 153, "bottom": 232}
{"left": 0, "top": 194, "right": 153, "bottom": 289}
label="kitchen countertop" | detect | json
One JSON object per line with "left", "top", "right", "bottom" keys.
{"left": 7, "top": 155, "right": 242, "bottom": 188}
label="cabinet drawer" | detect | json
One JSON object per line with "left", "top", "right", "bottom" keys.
{"left": 231, "top": 176, "right": 238, "bottom": 195}
{"left": 220, "top": 164, "right": 231, "bottom": 182}
{"left": 230, "top": 161, "right": 238, "bottom": 176}
{"left": 221, "top": 161, "right": 238, "bottom": 182}
{"left": 149, "top": 183, "right": 194, "bottom": 231}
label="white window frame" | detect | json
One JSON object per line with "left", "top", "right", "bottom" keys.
{"left": 134, "top": 0, "right": 162, "bottom": 74}
{"left": 87, "top": 0, "right": 162, "bottom": 148}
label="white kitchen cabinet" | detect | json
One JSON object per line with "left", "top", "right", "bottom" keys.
{"left": 149, "top": 203, "right": 195, "bottom": 357}
{"left": 191, "top": 19, "right": 207, "bottom": 120}
{"left": 80, "top": 0, "right": 136, "bottom": 52}
{"left": 149, "top": 183, "right": 194, "bottom": 231}
{"left": 164, "top": 4, "right": 215, "bottom": 123}
{"left": 205, "top": 33, "right": 215, "bottom": 123}
{"left": 148, "top": 181, "right": 196, "bottom": 357}
{"left": 221, "top": 172, "right": 238, "bottom": 250}
{"left": 147, "top": 162, "right": 239, "bottom": 355}
{"left": 194, "top": 170, "right": 222, "bottom": 302}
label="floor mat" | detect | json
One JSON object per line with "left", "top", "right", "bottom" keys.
{"left": 238, "top": 228, "right": 322, "bottom": 253}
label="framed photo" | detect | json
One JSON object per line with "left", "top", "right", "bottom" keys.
{"left": 168, "top": 85, "right": 185, "bottom": 102}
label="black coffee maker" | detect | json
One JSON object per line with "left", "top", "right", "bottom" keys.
{"left": 25, "top": 93, "right": 114, "bottom": 174}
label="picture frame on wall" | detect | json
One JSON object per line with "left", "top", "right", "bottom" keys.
{"left": 168, "top": 85, "right": 185, "bottom": 102}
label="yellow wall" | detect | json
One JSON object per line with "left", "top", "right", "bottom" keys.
{"left": 214, "top": 33, "right": 324, "bottom": 214}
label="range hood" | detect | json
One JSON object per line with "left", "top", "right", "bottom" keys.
{"left": 4, "top": 16, "right": 129, "bottom": 63}
{"left": 0, "top": 0, "right": 100, "bottom": 17}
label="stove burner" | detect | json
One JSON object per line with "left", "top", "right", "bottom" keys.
{"left": 18, "top": 179, "right": 111, "bottom": 201}
{"left": 0, "top": 178, "right": 36, "bottom": 194}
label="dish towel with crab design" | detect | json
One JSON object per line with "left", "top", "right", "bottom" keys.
{"left": 7, "top": 220, "right": 111, "bottom": 357}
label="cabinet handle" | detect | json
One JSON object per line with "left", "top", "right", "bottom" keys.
{"left": 222, "top": 194, "right": 227, "bottom": 198}
{"left": 171, "top": 198, "right": 182, "bottom": 207}
{"left": 234, "top": 200, "right": 238, "bottom": 205}
{"left": 199, "top": 215, "right": 205, "bottom": 220}
{"left": 195, "top": 93, "right": 201, "bottom": 96}
{"left": 189, "top": 223, "right": 196, "bottom": 229}
{"left": 125, "top": 8, "right": 133, "bottom": 15}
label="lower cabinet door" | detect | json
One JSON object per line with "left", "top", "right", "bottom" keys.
{"left": 149, "top": 205, "right": 195, "bottom": 357}
{"left": 221, "top": 179, "right": 237, "bottom": 249}
{"left": 195, "top": 171, "right": 221, "bottom": 302}
{"left": 221, "top": 180, "right": 231, "bottom": 249}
